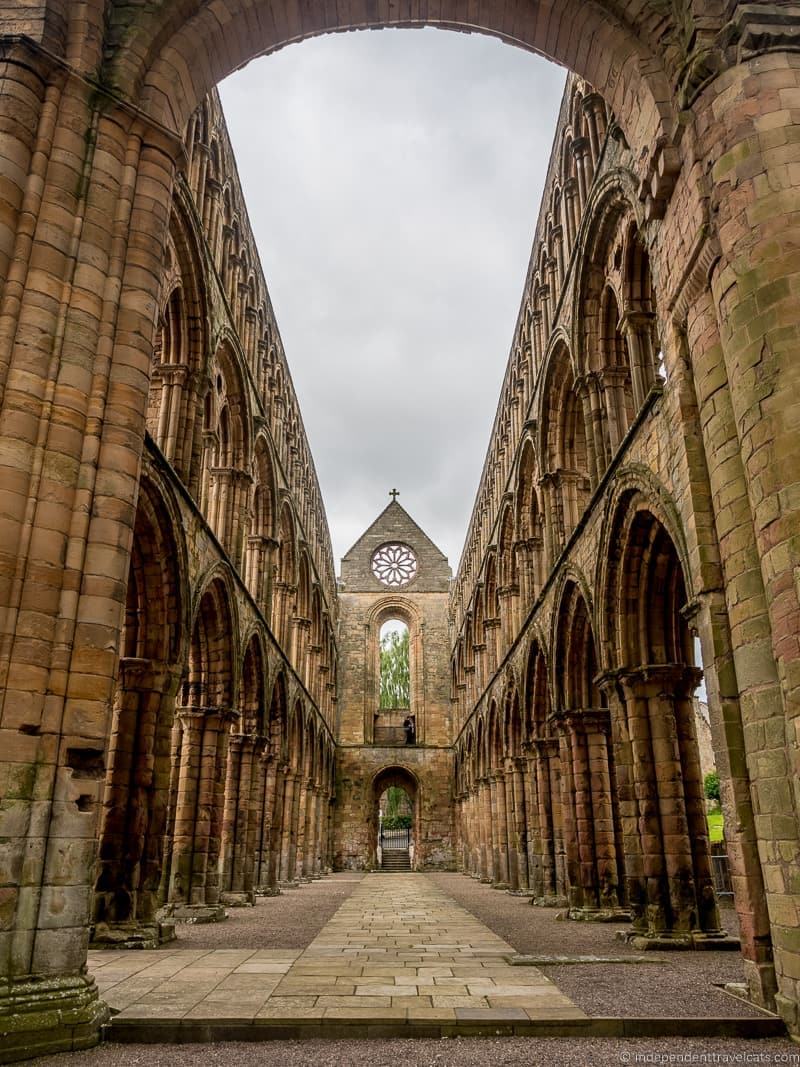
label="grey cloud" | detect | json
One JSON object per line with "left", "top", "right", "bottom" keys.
{"left": 219, "top": 28, "right": 565, "bottom": 571}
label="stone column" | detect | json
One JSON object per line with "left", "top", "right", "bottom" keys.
{"left": 572, "top": 136, "right": 591, "bottom": 206}
{"left": 219, "top": 732, "right": 245, "bottom": 901}
{"left": 614, "top": 665, "right": 726, "bottom": 944}
{"left": 619, "top": 310, "right": 657, "bottom": 408}
{"left": 686, "top": 50, "right": 800, "bottom": 1028}
{"left": 152, "top": 363, "right": 189, "bottom": 463}
{"left": 533, "top": 738, "right": 561, "bottom": 902}
{"left": 164, "top": 705, "right": 234, "bottom": 920}
{"left": 490, "top": 771, "right": 510, "bottom": 889}
{"left": 564, "top": 713, "right": 597, "bottom": 913}
{"left": 577, "top": 373, "right": 603, "bottom": 485}
{"left": 278, "top": 770, "right": 298, "bottom": 886}
{"left": 521, "top": 745, "right": 542, "bottom": 896}
{"left": 0, "top": 42, "right": 180, "bottom": 1057}
{"left": 314, "top": 786, "right": 327, "bottom": 877}
{"left": 167, "top": 707, "right": 205, "bottom": 909}
{"left": 264, "top": 760, "right": 287, "bottom": 894}
{"left": 507, "top": 757, "right": 529, "bottom": 891}
{"left": 220, "top": 733, "right": 258, "bottom": 905}
{"left": 581, "top": 708, "right": 624, "bottom": 914}
{"left": 484, "top": 619, "right": 500, "bottom": 676}
{"left": 245, "top": 534, "right": 277, "bottom": 612}
{"left": 537, "top": 282, "right": 551, "bottom": 339}
{"left": 92, "top": 658, "right": 180, "bottom": 947}
{"left": 555, "top": 715, "right": 581, "bottom": 910}
{"left": 599, "top": 366, "right": 632, "bottom": 453}
{"left": 562, "top": 178, "right": 579, "bottom": 248}
{"left": 477, "top": 777, "right": 492, "bottom": 882}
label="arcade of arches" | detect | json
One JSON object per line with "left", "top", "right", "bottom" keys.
{"left": 1, "top": 1, "right": 800, "bottom": 1059}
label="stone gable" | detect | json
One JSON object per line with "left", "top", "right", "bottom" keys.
{"left": 340, "top": 500, "right": 451, "bottom": 593}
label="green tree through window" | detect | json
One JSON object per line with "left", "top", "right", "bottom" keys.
{"left": 380, "top": 623, "right": 410, "bottom": 708}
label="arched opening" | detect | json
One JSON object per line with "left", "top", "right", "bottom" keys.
{"left": 540, "top": 343, "right": 591, "bottom": 560}
{"left": 277, "top": 700, "right": 306, "bottom": 887}
{"left": 554, "top": 579, "right": 625, "bottom": 920}
{"left": 219, "top": 633, "right": 266, "bottom": 904}
{"left": 163, "top": 574, "right": 235, "bottom": 919}
{"left": 372, "top": 767, "right": 419, "bottom": 871}
{"left": 254, "top": 672, "right": 288, "bottom": 894}
{"left": 91, "top": 475, "right": 184, "bottom": 947}
{"left": 603, "top": 496, "right": 726, "bottom": 944}
{"left": 523, "top": 639, "right": 565, "bottom": 906}
{"left": 374, "top": 617, "right": 412, "bottom": 746}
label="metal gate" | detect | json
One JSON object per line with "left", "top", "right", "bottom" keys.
{"left": 380, "top": 827, "right": 410, "bottom": 850}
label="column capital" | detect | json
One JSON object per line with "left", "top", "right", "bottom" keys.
{"left": 618, "top": 662, "right": 702, "bottom": 699}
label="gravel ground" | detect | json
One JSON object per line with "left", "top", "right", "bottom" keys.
{"left": 428, "top": 872, "right": 769, "bottom": 1020}
{"left": 164, "top": 874, "right": 364, "bottom": 951}
{"left": 26, "top": 1036, "right": 800, "bottom": 1067}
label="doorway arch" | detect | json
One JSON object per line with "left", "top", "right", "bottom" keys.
{"left": 372, "top": 765, "right": 420, "bottom": 870}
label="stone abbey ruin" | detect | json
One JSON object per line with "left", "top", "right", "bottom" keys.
{"left": 1, "top": 1, "right": 800, "bottom": 1060}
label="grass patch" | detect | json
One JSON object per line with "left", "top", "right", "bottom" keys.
{"left": 707, "top": 808, "right": 724, "bottom": 842}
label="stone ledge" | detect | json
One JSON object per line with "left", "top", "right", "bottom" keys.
{"left": 108, "top": 1013, "right": 787, "bottom": 1043}
{"left": 507, "top": 954, "right": 666, "bottom": 966}
{"left": 616, "top": 930, "right": 741, "bottom": 952}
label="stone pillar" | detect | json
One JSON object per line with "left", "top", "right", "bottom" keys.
{"left": 151, "top": 363, "right": 189, "bottom": 464}
{"left": 245, "top": 534, "right": 277, "bottom": 612}
{"left": 92, "top": 659, "right": 180, "bottom": 948}
{"left": 557, "top": 710, "right": 625, "bottom": 919}
{"left": 612, "top": 666, "right": 726, "bottom": 943}
{"left": 219, "top": 732, "right": 245, "bottom": 901}
{"left": 577, "top": 373, "right": 604, "bottom": 485}
{"left": 490, "top": 771, "right": 510, "bottom": 889}
{"left": 619, "top": 310, "right": 657, "bottom": 408}
{"left": 164, "top": 706, "right": 233, "bottom": 921}
{"left": 220, "top": 733, "right": 258, "bottom": 905}
{"left": 167, "top": 708, "right": 204, "bottom": 908}
{"left": 0, "top": 42, "right": 180, "bottom": 1057}
{"left": 477, "top": 777, "right": 492, "bottom": 882}
{"left": 562, "top": 178, "right": 579, "bottom": 248}
{"left": 314, "top": 786, "right": 327, "bottom": 877}
{"left": 521, "top": 746, "right": 541, "bottom": 895}
{"left": 682, "top": 291, "right": 779, "bottom": 1008}
{"left": 572, "top": 136, "right": 591, "bottom": 206}
{"left": 532, "top": 738, "right": 562, "bottom": 903}
{"left": 582, "top": 709, "right": 624, "bottom": 914}
{"left": 509, "top": 757, "right": 529, "bottom": 891}
{"left": 278, "top": 770, "right": 297, "bottom": 885}
{"left": 537, "top": 282, "right": 551, "bottom": 339}
{"left": 599, "top": 367, "right": 630, "bottom": 454}
{"left": 686, "top": 52, "right": 800, "bottom": 1026}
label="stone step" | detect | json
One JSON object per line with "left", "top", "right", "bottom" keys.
{"left": 380, "top": 849, "right": 411, "bottom": 871}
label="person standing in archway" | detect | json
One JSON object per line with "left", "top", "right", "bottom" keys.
{"left": 403, "top": 714, "right": 416, "bottom": 745}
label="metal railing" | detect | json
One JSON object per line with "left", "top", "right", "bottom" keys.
{"left": 380, "top": 827, "right": 410, "bottom": 850}
{"left": 710, "top": 841, "right": 733, "bottom": 900}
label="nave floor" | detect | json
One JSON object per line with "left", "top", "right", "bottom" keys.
{"left": 24, "top": 873, "right": 794, "bottom": 1063}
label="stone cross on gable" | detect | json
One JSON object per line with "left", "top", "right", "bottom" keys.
{"left": 389, "top": 489, "right": 400, "bottom": 502}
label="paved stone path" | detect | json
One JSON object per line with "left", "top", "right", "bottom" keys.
{"left": 92, "top": 874, "right": 583, "bottom": 1028}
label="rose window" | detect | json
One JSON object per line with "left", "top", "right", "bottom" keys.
{"left": 371, "top": 543, "right": 418, "bottom": 587}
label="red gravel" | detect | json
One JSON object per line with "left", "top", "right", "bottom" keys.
{"left": 164, "top": 874, "right": 364, "bottom": 951}
{"left": 27, "top": 1036, "right": 799, "bottom": 1067}
{"left": 428, "top": 872, "right": 771, "bottom": 1020}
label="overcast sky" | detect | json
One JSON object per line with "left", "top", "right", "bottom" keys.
{"left": 218, "top": 29, "right": 566, "bottom": 574}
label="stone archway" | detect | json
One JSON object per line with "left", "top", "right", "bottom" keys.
{"left": 372, "top": 765, "right": 420, "bottom": 871}
{"left": 2, "top": 1, "right": 800, "bottom": 1056}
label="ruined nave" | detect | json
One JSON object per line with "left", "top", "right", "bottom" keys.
{"left": 2, "top": 2, "right": 800, "bottom": 1060}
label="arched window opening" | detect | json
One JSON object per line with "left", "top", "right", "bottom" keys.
{"left": 373, "top": 618, "right": 413, "bottom": 747}
{"left": 379, "top": 619, "right": 410, "bottom": 710}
